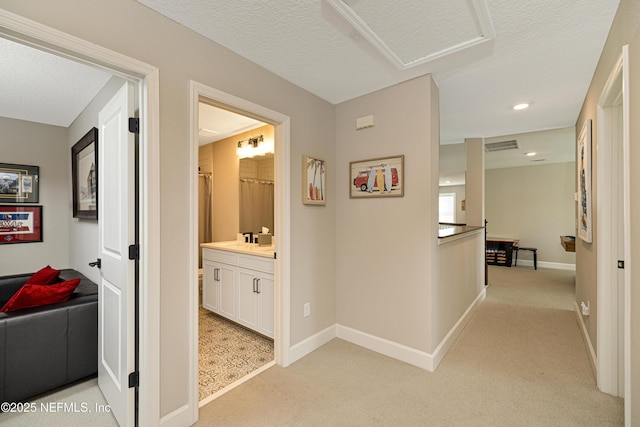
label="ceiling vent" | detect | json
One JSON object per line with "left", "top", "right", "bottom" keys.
{"left": 485, "top": 140, "right": 518, "bottom": 153}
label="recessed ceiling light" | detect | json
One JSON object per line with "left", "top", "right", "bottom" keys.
{"left": 512, "top": 102, "right": 530, "bottom": 111}
{"left": 525, "top": 152, "right": 537, "bottom": 156}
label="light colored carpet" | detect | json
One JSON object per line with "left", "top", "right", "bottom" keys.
{"left": 199, "top": 307, "right": 274, "bottom": 399}
{"left": 0, "top": 377, "right": 117, "bottom": 427}
{"left": 197, "top": 266, "right": 624, "bottom": 426}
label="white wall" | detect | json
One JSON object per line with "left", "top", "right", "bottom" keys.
{"left": 485, "top": 162, "right": 576, "bottom": 267}
{"left": 0, "top": 117, "right": 69, "bottom": 274}
{"left": 67, "top": 76, "right": 127, "bottom": 283}
{"left": 335, "top": 76, "right": 440, "bottom": 353}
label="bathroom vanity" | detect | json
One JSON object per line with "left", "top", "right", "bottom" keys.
{"left": 201, "top": 241, "right": 274, "bottom": 338}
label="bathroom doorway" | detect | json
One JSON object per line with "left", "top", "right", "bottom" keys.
{"left": 197, "top": 101, "right": 276, "bottom": 404}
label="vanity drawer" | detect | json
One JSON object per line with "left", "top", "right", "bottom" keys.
{"left": 238, "top": 253, "right": 274, "bottom": 274}
{"left": 202, "top": 248, "right": 237, "bottom": 264}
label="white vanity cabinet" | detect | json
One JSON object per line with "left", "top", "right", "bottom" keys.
{"left": 202, "top": 249, "right": 237, "bottom": 319}
{"left": 201, "top": 246, "right": 274, "bottom": 339}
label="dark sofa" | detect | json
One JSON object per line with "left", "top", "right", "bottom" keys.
{"left": 0, "top": 269, "right": 98, "bottom": 403}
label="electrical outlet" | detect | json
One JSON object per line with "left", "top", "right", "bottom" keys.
{"left": 304, "top": 303, "right": 310, "bottom": 317}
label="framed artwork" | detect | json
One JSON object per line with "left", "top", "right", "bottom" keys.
{"left": 0, "top": 205, "right": 43, "bottom": 244}
{"left": 349, "top": 155, "right": 404, "bottom": 198}
{"left": 72, "top": 127, "right": 98, "bottom": 219}
{"left": 302, "top": 155, "right": 326, "bottom": 205}
{"left": 0, "top": 163, "right": 39, "bottom": 203}
{"left": 577, "top": 119, "right": 592, "bottom": 243}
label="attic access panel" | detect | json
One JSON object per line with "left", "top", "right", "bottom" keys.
{"left": 328, "top": 0, "right": 495, "bottom": 70}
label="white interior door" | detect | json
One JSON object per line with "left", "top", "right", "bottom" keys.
{"left": 97, "top": 81, "right": 136, "bottom": 426}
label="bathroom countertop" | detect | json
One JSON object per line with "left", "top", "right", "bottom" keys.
{"left": 201, "top": 241, "right": 275, "bottom": 259}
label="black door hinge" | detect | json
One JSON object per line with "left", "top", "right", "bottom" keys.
{"left": 128, "top": 371, "right": 139, "bottom": 388}
{"left": 129, "top": 244, "right": 140, "bottom": 261}
{"left": 274, "top": 252, "right": 277, "bottom": 260}
{"left": 128, "top": 117, "right": 140, "bottom": 134}
{"left": 618, "top": 260, "right": 625, "bottom": 269}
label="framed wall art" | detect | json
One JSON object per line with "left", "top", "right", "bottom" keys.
{"left": 0, "top": 205, "right": 43, "bottom": 244}
{"left": 577, "top": 119, "right": 592, "bottom": 243}
{"left": 349, "top": 155, "right": 404, "bottom": 199}
{"left": 0, "top": 163, "right": 39, "bottom": 203}
{"left": 302, "top": 155, "right": 326, "bottom": 205}
{"left": 72, "top": 127, "right": 98, "bottom": 219}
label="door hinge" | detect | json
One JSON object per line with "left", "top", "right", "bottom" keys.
{"left": 274, "top": 252, "right": 277, "bottom": 260}
{"left": 128, "top": 371, "right": 139, "bottom": 388}
{"left": 618, "top": 260, "right": 625, "bottom": 269}
{"left": 128, "top": 117, "right": 140, "bottom": 134}
{"left": 129, "top": 244, "right": 140, "bottom": 261}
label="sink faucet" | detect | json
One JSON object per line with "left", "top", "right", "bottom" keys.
{"left": 242, "top": 231, "right": 254, "bottom": 243}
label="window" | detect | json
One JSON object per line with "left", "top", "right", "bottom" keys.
{"left": 439, "top": 193, "right": 456, "bottom": 223}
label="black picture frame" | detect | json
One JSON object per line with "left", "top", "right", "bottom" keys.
{"left": 0, "top": 163, "right": 39, "bottom": 204}
{"left": 72, "top": 127, "right": 98, "bottom": 219}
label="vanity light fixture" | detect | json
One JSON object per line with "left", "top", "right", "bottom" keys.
{"left": 237, "top": 135, "right": 273, "bottom": 159}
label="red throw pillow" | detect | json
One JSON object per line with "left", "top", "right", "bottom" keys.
{"left": 25, "top": 265, "right": 60, "bottom": 285}
{"left": 0, "top": 278, "right": 81, "bottom": 312}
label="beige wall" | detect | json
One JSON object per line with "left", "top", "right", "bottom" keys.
{"left": 0, "top": 117, "right": 69, "bottom": 274}
{"left": 0, "top": 0, "right": 336, "bottom": 419}
{"left": 576, "top": 0, "right": 640, "bottom": 421}
{"left": 199, "top": 124, "right": 275, "bottom": 242}
{"left": 485, "top": 162, "right": 576, "bottom": 266}
{"left": 335, "top": 76, "right": 440, "bottom": 352}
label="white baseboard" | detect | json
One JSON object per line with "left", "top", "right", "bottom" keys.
{"left": 430, "top": 287, "right": 486, "bottom": 369}
{"left": 574, "top": 301, "right": 597, "bottom": 376}
{"left": 288, "top": 324, "right": 336, "bottom": 365}
{"left": 160, "top": 404, "right": 191, "bottom": 427}
{"left": 336, "top": 287, "right": 487, "bottom": 372}
{"left": 514, "top": 259, "right": 576, "bottom": 271}
{"left": 336, "top": 324, "right": 434, "bottom": 370}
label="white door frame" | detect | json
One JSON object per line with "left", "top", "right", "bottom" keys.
{"left": 188, "top": 81, "right": 291, "bottom": 423}
{"left": 0, "top": 10, "right": 161, "bottom": 426}
{"left": 596, "top": 45, "right": 631, "bottom": 413}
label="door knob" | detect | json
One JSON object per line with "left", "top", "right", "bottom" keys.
{"left": 89, "top": 258, "right": 102, "bottom": 269}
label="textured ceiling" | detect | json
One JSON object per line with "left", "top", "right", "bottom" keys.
{"left": 0, "top": 0, "right": 620, "bottom": 174}
{"left": 0, "top": 37, "right": 112, "bottom": 127}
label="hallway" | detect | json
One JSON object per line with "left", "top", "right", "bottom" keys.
{"left": 198, "top": 266, "right": 623, "bottom": 426}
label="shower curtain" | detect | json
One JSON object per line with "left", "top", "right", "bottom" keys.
{"left": 239, "top": 179, "right": 274, "bottom": 236}
{"left": 198, "top": 174, "right": 212, "bottom": 268}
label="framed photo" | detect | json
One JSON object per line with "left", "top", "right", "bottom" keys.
{"left": 72, "top": 127, "right": 98, "bottom": 219}
{"left": 349, "top": 155, "right": 404, "bottom": 198}
{"left": 0, "top": 205, "right": 43, "bottom": 244}
{"left": 577, "top": 119, "right": 592, "bottom": 243}
{"left": 302, "top": 155, "right": 326, "bottom": 205}
{"left": 0, "top": 163, "right": 39, "bottom": 203}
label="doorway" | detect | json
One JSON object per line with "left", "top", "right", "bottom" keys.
{"left": 0, "top": 12, "right": 161, "bottom": 425}
{"left": 197, "top": 102, "right": 276, "bottom": 404}
{"left": 188, "top": 81, "right": 291, "bottom": 424}
{"left": 596, "top": 45, "right": 630, "bottom": 406}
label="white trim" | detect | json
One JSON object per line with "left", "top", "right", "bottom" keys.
{"left": 574, "top": 301, "right": 598, "bottom": 376}
{"left": 288, "top": 325, "right": 337, "bottom": 364}
{"left": 0, "top": 9, "right": 161, "bottom": 426}
{"left": 514, "top": 260, "right": 576, "bottom": 271}
{"left": 621, "top": 44, "right": 631, "bottom": 425}
{"left": 337, "top": 287, "right": 486, "bottom": 371}
{"left": 595, "top": 46, "right": 630, "bottom": 403}
{"left": 188, "top": 81, "right": 291, "bottom": 425}
{"left": 159, "top": 404, "right": 191, "bottom": 427}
